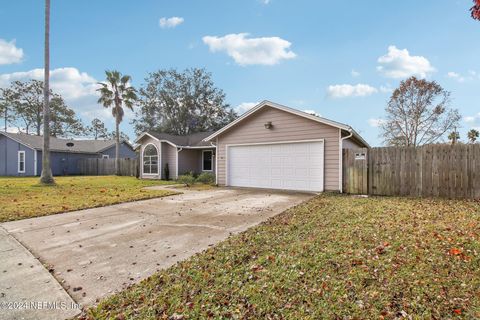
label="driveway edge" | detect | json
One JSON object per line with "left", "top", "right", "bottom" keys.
{"left": 0, "top": 226, "right": 81, "bottom": 320}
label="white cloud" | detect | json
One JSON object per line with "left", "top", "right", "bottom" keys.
{"left": 0, "top": 67, "right": 98, "bottom": 100}
{"left": 447, "top": 71, "right": 465, "bottom": 82}
{"left": 202, "top": 33, "right": 296, "bottom": 66}
{"left": 464, "top": 113, "right": 480, "bottom": 123}
{"left": 0, "top": 67, "right": 121, "bottom": 126}
{"left": 159, "top": 17, "right": 184, "bottom": 29}
{"left": 261, "top": 0, "right": 271, "bottom": 4}
{"left": 368, "top": 118, "right": 386, "bottom": 128}
{"left": 377, "top": 45, "right": 435, "bottom": 79}
{"left": 464, "top": 116, "right": 476, "bottom": 123}
{"left": 351, "top": 69, "right": 360, "bottom": 77}
{"left": 303, "top": 109, "right": 321, "bottom": 117}
{"left": 0, "top": 39, "right": 24, "bottom": 65}
{"left": 235, "top": 102, "right": 258, "bottom": 114}
{"left": 379, "top": 84, "right": 393, "bottom": 93}
{"left": 327, "top": 84, "right": 378, "bottom": 98}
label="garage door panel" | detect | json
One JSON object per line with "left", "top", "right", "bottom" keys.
{"left": 295, "top": 168, "right": 309, "bottom": 177}
{"left": 227, "top": 141, "right": 324, "bottom": 192}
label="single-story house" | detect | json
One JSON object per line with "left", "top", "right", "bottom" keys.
{"left": 0, "top": 132, "right": 136, "bottom": 176}
{"left": 136, "top": 100, "right": 369, "bottom": 192}
{"left": 135, "top": 131, "right": 215, "bottom": 180}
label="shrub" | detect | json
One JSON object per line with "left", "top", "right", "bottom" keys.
{"left": 196, "top": 172, "right": 215, "bottom": 185}
{"left": 177, "top": 174, "right": 195, "bottom": 187}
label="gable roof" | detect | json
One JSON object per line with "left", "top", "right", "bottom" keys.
{"left": 203, "top": 100, "right": 370, "bottom": 148}
{"left": 135, "top": 131, "right": 215, "bottom": 148}
{"left": 0, "top": 132, "right": 133, "bottom": 154}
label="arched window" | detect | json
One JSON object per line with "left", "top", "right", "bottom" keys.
{"left": 143, "top": 144, "right": 158, "bottom": 174}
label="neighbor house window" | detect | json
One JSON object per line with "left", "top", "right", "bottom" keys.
{"left": 102, "top": 155, "right": 109, "bottom": 159}
{"left": 202, "top": 150, "right": 213, "bottom": 171}
{"left": 143, "top": 144, "right": 158, "bottom": 174}
{"left": 18, "top": 151, "right": 25, "bottom": 173}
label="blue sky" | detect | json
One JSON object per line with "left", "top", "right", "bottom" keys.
{"left": 1, "top": 0, "right": 479, "bottom": 145}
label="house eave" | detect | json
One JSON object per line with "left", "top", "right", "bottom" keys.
{"left": 0, "top": 132, "right": 36, "bottom": 151}
{"left": 178, "top": 145, "right": 217, "bottom": 149}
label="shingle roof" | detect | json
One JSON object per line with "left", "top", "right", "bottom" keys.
{"left": 146, "top": 131, "right": 214, "bottom": 147}
{"left": 0, "top": 132, "right": 124, "bottom": 153}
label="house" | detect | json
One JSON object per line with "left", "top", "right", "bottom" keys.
{"left": 136, "top": 100, "right": 369, "bottom": 192}
{"left": 0, "top": 132, "right": 136, "bottom": 176}
{"left": 135, "top": 131, "right": 215, "bottom": 180}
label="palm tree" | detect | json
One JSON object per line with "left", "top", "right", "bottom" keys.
{"left": 448, "top": 131, "right": 460, "bottom": 145}
{"left": 468, "top": 129, "right": 479, "bottom": 143}
{"left": 97, "top": 70, "right": 137, "bottom": 175}
{"left": 40, "top": 0, "right": 54, "bottom": 184}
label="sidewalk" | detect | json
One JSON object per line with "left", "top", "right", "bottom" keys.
{"left": 0, "top": 227, "right": 80, "bottom": 320}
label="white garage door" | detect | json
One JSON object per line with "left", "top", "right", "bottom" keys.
{"left": 227, "top": 140, "right": 324, "bottom": 192}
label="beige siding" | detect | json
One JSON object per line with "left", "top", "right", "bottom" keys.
{"left": 139, "top": 136, "right": 161, "bottom": 179}
{"left": 161, "top": 142, "right": 177, "bottom": 179}
{"left": 216, "top": 106, "right": 341, "bottom": 191}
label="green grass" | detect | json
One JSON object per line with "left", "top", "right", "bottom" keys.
{"left": 85, "top": 194, "right": 480, "bottom": 319}
{"left": 0, "top": 176, "right": 177, "bottom": 222}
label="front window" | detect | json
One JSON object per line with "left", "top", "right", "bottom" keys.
{"left": 143, "top": 144, "right": 158, "bottom": 174}
{"left": 203, "top": 150, "right": 213, "bottom": 171}
{"left": 18, "top": 151, "right": 25, "bottom": 173}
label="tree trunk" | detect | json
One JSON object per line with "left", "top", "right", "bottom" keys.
{"left": 115, "top": 114, "right": 120, "bottom": 175}
{"left": 40, "top": 0, "right": 54, "bottom": 184}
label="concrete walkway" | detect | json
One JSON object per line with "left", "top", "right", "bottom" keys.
{"left": 0, "top": 227, "right": 80, "bottom": 320}
{"left": 1, "top": 187, "right": 313, "bottom": 318}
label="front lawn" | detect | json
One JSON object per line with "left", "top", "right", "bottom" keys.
{"left": 85, "top": 194, "right": 480, "bottom": 319}
{"left": 0, "top": 176, "right": 177, "bottom": 222}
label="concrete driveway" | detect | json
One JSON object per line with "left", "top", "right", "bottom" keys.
{"left": 1, "top": 186, "right": 313, "bottom": 318}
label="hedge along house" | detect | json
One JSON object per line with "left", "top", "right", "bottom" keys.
{"left": 203, "top": 101, "right": 369, "bottom": 193}
{"left": 0, "top": 132, "right": 136, "bottom": 176}
{"left": 135, "top": 132, "right": 216, "bottom": 180}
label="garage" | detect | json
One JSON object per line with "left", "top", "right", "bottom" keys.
{"left": 227, "top": 140, "right": 324, "bottom": 192}
{"left": 203, "top": 101, "right": 369, "bottom": 192}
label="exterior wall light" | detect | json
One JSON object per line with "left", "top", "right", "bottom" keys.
{"left": 264, "top": 121, "right": 273, "bottom": 129}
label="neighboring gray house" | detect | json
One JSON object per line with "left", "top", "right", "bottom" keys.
{"left": 0, "top": 132, "right": 136, "bottom": 176}
{"left": 135, "top": 131, "right": 215, "bottom": 180}
{"left": 135, "top": 101, "right": 369, "bottom": 193}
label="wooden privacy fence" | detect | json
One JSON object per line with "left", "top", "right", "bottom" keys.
{"left": 78, "top": 158, "right": 138, "bottom": 176}
{"left": 343, "top": 145, "right": 480, "bottom": 199}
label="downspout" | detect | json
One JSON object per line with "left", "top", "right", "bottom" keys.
{"left": 210, "top": 141, "right": 217, "bottom": 185}
{"left": 339, "top": 128, "right": 353, "bottom": 193}
{"left": 176, "top": 147, "right": 183, "bottom": 179}
{"left": 34, "top": 150, "right": 37, "bottom": 176}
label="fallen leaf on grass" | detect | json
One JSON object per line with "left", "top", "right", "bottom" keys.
{"left": 449, "top": 248, "right": 462, "bottom": 256}
{"left": 250, "top": 264, "right": 264, "bottom": 272}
